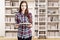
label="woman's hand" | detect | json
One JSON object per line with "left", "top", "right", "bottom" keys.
{"left": 27, "top": 24, "right": 32, "bottom": 28}
{"left": 15, "top": 24, "right": 20, "bottom": 28}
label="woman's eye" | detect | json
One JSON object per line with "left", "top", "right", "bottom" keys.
{"left": 21, "top": 5, "right": 26, "bottom": 7}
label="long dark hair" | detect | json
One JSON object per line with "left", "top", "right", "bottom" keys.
{"left": 19, "top": 1, "right": 29, "bottom": 16}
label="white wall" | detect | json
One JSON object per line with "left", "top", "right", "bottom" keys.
{"left": 0, "top": 0, "right": 5, "bottom": 36}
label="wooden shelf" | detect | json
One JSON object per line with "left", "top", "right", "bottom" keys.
{"left": 47, "top": 14, "right": 59, "bottom": 16}
{"left": 5, "top": 14, "right": 15, "bottom": 16}
{"left": 5, "top": 29, "right": 18, "bottom": 31}
{"left": 48, "top": 6, "right": 59, "bottom": 8}
{"left": 5, "top": 6, "right": 19, "bottom": 8}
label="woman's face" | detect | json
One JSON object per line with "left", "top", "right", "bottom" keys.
{"left": 21, "top": 3, "right": 26, "bottom": 11}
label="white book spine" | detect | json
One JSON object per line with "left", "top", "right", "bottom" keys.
{"left": 5, "top": 1, "right": 11, "bottom": 6}
{"left": 12, "top": 2, "right": 19, "bottom": 6}
{"left": 10, "top": 24, "right": 14, "bottom": 29}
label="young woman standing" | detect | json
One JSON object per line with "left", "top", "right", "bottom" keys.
{"left": 15, "top": 1, "right": 32, "bottom": 40}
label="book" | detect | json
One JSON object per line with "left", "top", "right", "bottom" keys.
{"left": 10, "top": 24, "right": 14, "bottom": 29}
{"left": 11, "top": 17, "right": 15, "bottom": 23}
{"left": 55, "top": 32, "right": 58, "bottom": 36}
{"left": 6, "top": 9, "right": 11, "bottom": 14}
{"left": 12, "top": 2, "right": 19, "bottom": 6}
{"left": 5, "top": 1, "right": 11, "bottom": 6}
{"left": 5, "top": 25, "right": 10, "bottom": 29}
{"left": 47, "top": 25, "right": 51, "bottom": 29}
{"left": 5, "top": 17, "right": 8, "bottom": 22}
{"left": 11, "top": 9, "right": 18, "bottom": 14}
{"left": 47, "top": 32, "right": 50, "bottom": 36}
{"left": 35, "top": 25, "right": 38, "bottom": 30}
{"left": 54, "top": 2, "right": 58, "bottom": 6}
{"left": 50, "top": 32, "right": 54, "bottom": 36}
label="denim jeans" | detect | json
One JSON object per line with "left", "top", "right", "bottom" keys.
{"left": 18, "top": 36, "right": 32, "bottom": 40}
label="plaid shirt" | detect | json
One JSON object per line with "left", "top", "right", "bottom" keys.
{"left": 15, "top": 12, "right": 32, "bottom": 39}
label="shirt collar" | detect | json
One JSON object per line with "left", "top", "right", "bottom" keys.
{"left": 20, "top": 12, "right": 24, "bottom": 15}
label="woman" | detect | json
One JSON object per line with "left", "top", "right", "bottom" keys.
{"left": 15, "top": 1, "right": 32, "bottom": 40}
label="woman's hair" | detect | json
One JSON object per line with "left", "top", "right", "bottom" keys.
{"left": 19, "top": 1, "right": 29, "bottom": 16}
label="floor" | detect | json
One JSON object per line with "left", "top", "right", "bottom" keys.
{"left": 0, "top": 36, "right": 60, "bottom": 40}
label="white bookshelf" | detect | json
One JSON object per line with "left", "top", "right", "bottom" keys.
{"left": 4, "top": 0, "right": 34, "bottom": 38}
{"left": 34, "top": 0, "right": 60, "bottom": 39}
{"left": 34, "top": 0, "right": 47, "bottom": 39}
{"left": 47, "top": 0, "right": 60, "bottom": 38}
{"left": 5, "top": 0, "right": 19, "bottom": 38}
{"left": 1, "top": 0, "right": 60, "bottom": 39}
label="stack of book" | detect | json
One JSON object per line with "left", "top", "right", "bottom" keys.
{"left": 5, "top": 32, "right": 17, "bottom": 37}
{"left": 48, "top": 2, "right": 58, "bottom": 6}
{"left": 5, "top": 24, "right": 15, "bottom": 30}
{"left": 48, "top": 9, "right": 58, "bottom": 14}
{"left": 5, "top": 25, "right": 10, "bottom": 29}
{"left": 39, "top": 9, "right": 45, "bottom": 13}
{"left": 12, "top": 2, "right": 19, "bottom": 6}
{"left": 5, "top": 17, "right": 15, "bottom": 23}
{"left": 47, "top": 24, "right": 58, "bottom": 30}
{"left": 47, "top": 16, "right": 59, "bottom": 21}
{"left": 5, "top": 9, "right": 11, "bottom": 14}
{"left": 11, "top": 8, "right": 18, "bottom": 14}
{"left": 5, "top": 0, "right": 11, "bottom": 6}
{"left": 39, "top": 4, "right": 45, "bottom": 8}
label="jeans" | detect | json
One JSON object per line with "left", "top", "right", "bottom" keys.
{"left": 18, "top": 36, "right": 32, "bottom": 40}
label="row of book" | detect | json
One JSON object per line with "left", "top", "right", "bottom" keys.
{"left": 47, "top": 32, "right": 60, "bottom": 36}
{"left": 39, "top": 4, "right": 45, "bottom": 8}
{"left": 5, "top": 8, "right": 18, "bottom": 14}
{"left": 35, "top": 25, "right": 45, "bottom": 30}
{"left": 35, "top": 9, "right": 38, "bottom": 15}
{"left": 39, "top": 27, "right": 45, "bottom": 30}
{"left": 35, "top": 25, "right": 38, "bottom": 30}
{"left": 35, "top": 31, "right": 60, "bottom": 37}
{"left": 35, "top": 17, "right": 38, "bottom": 22}
{"left": 35, "top": 3, "right": 46, "bottom": 8}
{"left": 47, "top": 24, "right": 58, "bottom": 30}
{"left": 35, "top": 16, "right": 59, "bottom": 22}
{"left": 35, "top": 9, "right": 59, "bottom": 15}
{"left": 39, "top": 9, "right": 46, "bottom": 13}
{"left": 48, "top": 9, "right": 59, "bottom": 14}
{"left": 5, "top": 24, "right": 15, "bottom": 29}
{"left": 39, "top": 0, "right": 45, "bottom": 2}
{"left": 5, "top": 0, "right": 19, "bottom": 6}
{"left": 5, "top": 32, "right": 17, "bottom": 37}
{"left": 39, "top": 31, "right": 45, "bottom": 34}
{"left": 35, "top": 9, "right": 46, "bottom": 15}
{"left": 47, "top": 16, "right": 59, "bottom": 21}
{"left": 5, "top": 17, "right": 15, "bottom": 23}
{"left": 34, "top": 23, "right": 60, "bottom": 30}
{"left": 35, "top": 0, "right": 45, "bottom": 2}
{"left": 39, "top": 15, "right": 45, "bottom": 20}
{"left": 48, "top": 2, "right": 59, "bottom": 6}
{"left": 39, "top": 18, "right": 45, "bottom": 21}
{"left": 34, "top": 30, "right": 38, "bottom": 36}
{"left": 35, "top": 15, "right": 45, "bottom": 21}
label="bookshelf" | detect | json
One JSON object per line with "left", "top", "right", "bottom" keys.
{"left": 3, "top": 0, "right": 60, "bottom": 39}
{"left": 47, "top": 0, "right": 60, "bottom": 38}
{"left": 5, "top": 0, "right": 19, "bottom": 38}
{"left": 34, "top": 0, "right": 60, "bottom": 39}
{"left": 34, "top": 0, "right": 47, "bottom": 39}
